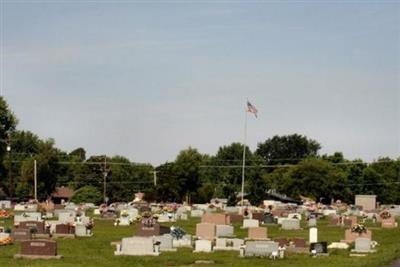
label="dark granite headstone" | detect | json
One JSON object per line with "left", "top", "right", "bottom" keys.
{"left": 263, "top": 213, "right": 275, "bottom": 224}
{"left": 12, "top": 228, "right": 32, "bottom": 241}
{"left": 19, "top": 221, "right": 47, "bottom": 234}
{"left": 251, "top": 212, "right": 264, "bottom": 222}
{"left": 229, "top": 214, "right": 244, "bottom": 224}
{"left": 274, "top": 238, "right": 289, "bottom": 247}
{"left": 55, "top": 224, "right": 75, "bottom": 234}
{"left": 310, "top": 242, "right": 328, "bottom": 254}
{"left": 136, "top": 223, "right": 170, "bottom": 237}
{"left": 293, "top": 237, "right": 306, "bottom": 248}
{"left": 20, "top": 240, "right": 57, "bottom": 256}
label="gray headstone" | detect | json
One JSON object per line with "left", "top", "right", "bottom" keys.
{"left": 355, "top": 238, "right": 371, "bottom": 252}
{"left": 216, "top": 225, "right": 234, "bottom": 237}
{"left": 245, "top": 241, "right": 279, "bottom": 257}
{"left": 281, "top": 219, "right": 300, "bottom": 230}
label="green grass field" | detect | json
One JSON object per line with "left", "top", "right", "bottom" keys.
{"left": 1, "top": 212, "right": 399, "bottom": 267}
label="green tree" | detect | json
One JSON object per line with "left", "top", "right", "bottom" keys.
{"left": 174, "top": 147, "right": 204, "bottom": 203}
{"left": 0, "top": 97, "right": 18, "bottom": 196}
{"left": 288, "top": 158, "right": 349, "bottom": 201}
{"left": 256, "top": 134, "right": 321, "bottom": 165}
{"left": 71, "top": 185, "right": 101, "bottom": 204}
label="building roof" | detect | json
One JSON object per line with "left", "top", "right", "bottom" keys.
{"left": 52, "top": 186, "right": 74, "bottom": 199}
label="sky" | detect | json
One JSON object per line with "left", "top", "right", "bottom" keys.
{"left": 1, "top": 1, "right": 399, "bottom": 165}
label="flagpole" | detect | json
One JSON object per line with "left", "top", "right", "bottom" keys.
{"left": 241, "top": 104, "right": 248, "bottom": 210}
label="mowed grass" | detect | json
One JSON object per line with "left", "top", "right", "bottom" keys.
{"left": 0, "top": 212, "right": 399, "bottom": 267}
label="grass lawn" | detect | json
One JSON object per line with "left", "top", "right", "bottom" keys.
{"left": 0, "top": 212, "right": 399, "bottom": 267}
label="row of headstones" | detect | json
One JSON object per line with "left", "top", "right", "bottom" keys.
{"left": 114, "top": 234, "right": 328, "bottom": 257}
{"left": 11, "top": 222, "right": 92, "bottom": 241}
{"left": 330, "top": 214, "right": 397, "bottom": 229}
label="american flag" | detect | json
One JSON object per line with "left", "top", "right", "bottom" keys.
{"left": 247, "top": 101, "right": 258, "bottom": 118}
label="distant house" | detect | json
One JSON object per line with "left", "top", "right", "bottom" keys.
{"left": 51, "top": 186, "right": 74, "bottom": 204}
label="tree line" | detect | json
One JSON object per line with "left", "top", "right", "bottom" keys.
{"left": 1, "top": 96, "right": 399, "bottom": 205}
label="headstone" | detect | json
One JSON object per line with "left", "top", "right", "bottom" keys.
{"left": 137, "top": 223, "right": 169, "bottom": 237}
{"left": 263, "top": 213, "right": 275, "bottom": 224}
{"left": 0, "top": 200, "right": 11, "bottom": 209}
{"left": 244, "top": 241, "right": 279, "bottom": 257}
{"left": 229, "top": 214, "right": 244, "bottom": 224}
{"left": 216, "top": 225, "right": 234, "bottom": 237}
{"left": 16, "top": 240, "right": 60, "bottom": 258}
{"left": 172, "top": 234, "right": 192, "bottom": 248}
{"left": 11, "top": 228, "right": 32, "bottom": 241}
{"left": 180, "top": 213, "right": 188, "bottom": 220}
{"left": 310, "top": 242, "right": 328, "bottom": 254}
{"left": 309, "top": 227, "right": 318, "bottom": 243}
{"left": 251, "top": 212, "right": 264, "bottom": 222}
{"left": 58, "top": 212, "right": 75, "bottom": 224}
{"left": 55, "top": 224, "right": 75, "bottom": 234}
{"left": 115, "top": 237, "right": 159, "bottom": 256}
{"left": 355, "top": 195, "right": 376, "bottom": 211}
{"left": 191, "top": 210, "right": 204, "bottom": 218}
{"left": 353, "top": 238, "right": 372, "bottom": 253}
{"left": 293, "top": 237, "right": 306, "bottom": 248}
{"left": 194, "top": 239, "right": 213, "bottom": 253}
{"left": 243, "top": 219, "right": 259, "bottom": 228}
{"left": 214, "top": 238, "right": 244, "bottom": 251}
{"left": 344, "top": 229, "right": 372, "bottom": 243}
{"left": 20, "top": 221, "right": 48, "bottom": 234}
{"left": 308, "top": 218, "right": 317, "bottom": 227}
{"left": 381, "top": 217, "right": 397, "bottom": 229}
{"left": 202, "top": 213, "right": 230, "bottom": 225}
{"left": 274, "top": 238, "right": 289, "bottom": 247}
{"left": 155, "top": 235, "right": 176, "bottom": 251}
{"left": 75, "top": 223, "right": 92, "bottom": 237}
{"left": 195, "top": 223, "right": 216, "bottom": 240}
{"left": 281, "top": 219, "right": 300, "bottom": 230}
{"left": 248, "top": 227, "right": 267, "bottom": 240}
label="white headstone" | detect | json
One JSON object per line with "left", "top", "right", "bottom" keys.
{"left": 281, "top": 219, "right": 300, "bottom": 230}
{"left": 115, "top": 237, "right": 159, "bottom": 256}
{"left": 309, "top": 227, "right": 318, "bottom": 243}
{"left": 243, "top": 219, "right": 259, "bottom": 228}
{"left": 194, "top": 239, "right": 213, "bottom": 253}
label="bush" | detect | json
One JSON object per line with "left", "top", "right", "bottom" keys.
{"left": 71, "top": 186, "right": 101, "bottom": 204}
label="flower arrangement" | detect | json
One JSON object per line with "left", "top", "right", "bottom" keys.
{"left": 170, "top": 226, "right": 186, "bottom": 240}
{"left": 380, "top": 211, "right": 391, "bottom": 220}
{"left": 120, "top": 211, "right": 129, "bottom": 218}
{"left": 142, "top": 217, "right": 156, "bottom": 228}
{"left": 351, "top": 224, "right": 367, "bottom": 234}
{"left": 114, "top": 218, "right": 121, "bottom": 226}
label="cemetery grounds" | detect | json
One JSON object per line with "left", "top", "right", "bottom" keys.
{"left": 0, "top": 211, "right": 399, "bottom": 267}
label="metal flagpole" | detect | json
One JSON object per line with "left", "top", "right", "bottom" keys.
{"left": 34, "top": 160, "right": 37, "bottom": 201}
{"left": 241, "top": 104, "right": 248, "bottom": 209}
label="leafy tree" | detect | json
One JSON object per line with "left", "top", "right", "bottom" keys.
{"left": 153, "top": 162, "right": 180, "bottom": 202}
{"left": 174, "top": 147, "right": 204, "bottom": 202}
{"left": 209, "top": 143, "right": 264, "bottom": 205}
{"left": 69, "top": 148, "right": 86, "bottom": 161}
{"left": 288, "top": 158, "right": 349, "bottom": 201}
{"left": 256, "top": 134, "right": 321, "bottom": 165}
{"left": 71, "top": 185, "right": 101, "bottom": 204}
{"left": 0, "top": 97, "right": 17, "bottom": 196}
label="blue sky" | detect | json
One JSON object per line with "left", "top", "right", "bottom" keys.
{"left": 1, "top": 1, "right": 399, "bottom": 165}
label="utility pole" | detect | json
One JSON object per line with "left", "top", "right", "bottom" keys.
{"left": 150, "top": 170, "right": 158, "bottom": 186}
{"left": 103, "top": 156, "right": 108, "bottom": 204}
{"left": 34, "top": 159, "right": 37, "bottom": 201}
{"left": 6, "top": 134, "right": 13, "bottom": 197}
